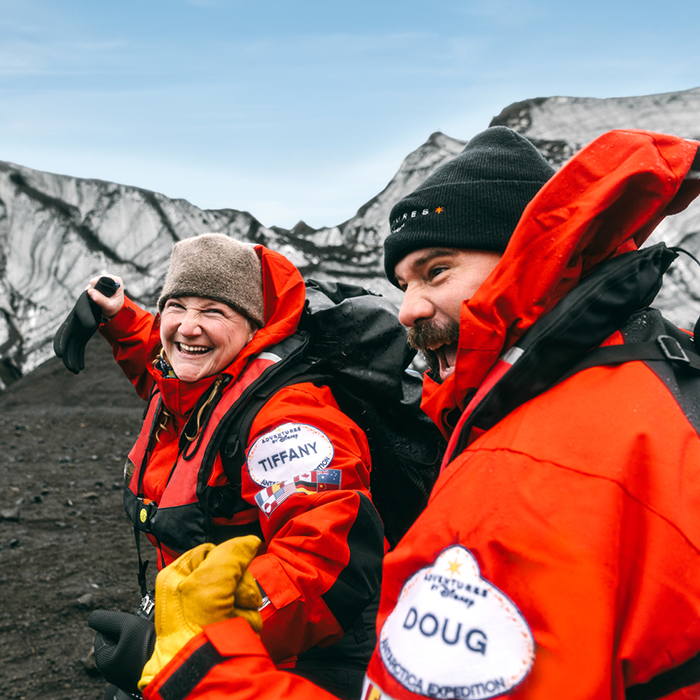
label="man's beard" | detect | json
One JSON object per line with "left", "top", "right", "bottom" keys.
{"left": 407, "top": 319, "right": 460, "bottom": 380}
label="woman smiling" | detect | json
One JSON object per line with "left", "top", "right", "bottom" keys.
{"left": 87, "top": 234, "right": 383, "bottom": 700}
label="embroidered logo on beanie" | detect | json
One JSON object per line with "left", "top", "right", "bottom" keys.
{"left": 391, "top": 207, "right": 446, "bottom": 234}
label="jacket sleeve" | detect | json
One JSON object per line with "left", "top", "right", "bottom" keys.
{"left": 143, "top": 618, "right": 340, "bottom": 700}
{"left": 99, "top": 296, "right": 157, "bottom": 399}
{"left": 241, "top": 382, "right": 385, "bottom": 662}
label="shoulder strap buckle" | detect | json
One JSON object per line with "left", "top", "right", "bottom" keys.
{"left": 657, "top": 335, "right": 690, "bottom": 364}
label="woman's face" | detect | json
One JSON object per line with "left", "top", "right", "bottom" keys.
{"left": 160, "top": 297, "right": 256, "bottom": 383}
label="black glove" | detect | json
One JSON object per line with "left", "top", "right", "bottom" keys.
{"left": 54, "top": 276, "right": 119, "bottom": 374}
{"left": 89, "top": 609, "right": 156, "bottom": 696}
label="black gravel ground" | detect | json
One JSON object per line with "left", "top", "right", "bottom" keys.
{"left": 0, "top": 339, "right": 155, "bottom": 700}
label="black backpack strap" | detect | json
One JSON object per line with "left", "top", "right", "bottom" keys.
{"left": 626, "top": 651, "right": 700, "bottom": 700}
{"left": 216, "top": 343, "right": 328, "bottom": 488}
{"left": 561, "top": 334, "right": 700, "bottom": 382}
{"left": 133, "top": 526, "right": 150, "bottom": 598}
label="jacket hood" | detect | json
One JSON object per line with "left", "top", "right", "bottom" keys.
{"left": 421, "top": 129, "right": 700, "bottom": 436}
{"left": 150, "top": 244, "right": 306, "bottom": 417}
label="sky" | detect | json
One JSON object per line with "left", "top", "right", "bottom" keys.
{"left": 1, "top": 0, "right": 699, "bottom": 230}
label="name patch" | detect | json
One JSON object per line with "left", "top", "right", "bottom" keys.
{"left": 379, "top": 545, "right": 534, "bottom": 698}
{"left": 246, "top": 422, "right": 335, "bottom": 487}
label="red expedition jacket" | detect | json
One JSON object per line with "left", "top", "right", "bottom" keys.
{"left": 143, "top": 130, "right": 700, "bottom": 700}
{"left": 100, "top": 245, "right": 384, "bottom": 670}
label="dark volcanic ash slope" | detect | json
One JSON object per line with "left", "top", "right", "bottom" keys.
{"left": 0, "top": 339, "right": 148, "bottom": 700}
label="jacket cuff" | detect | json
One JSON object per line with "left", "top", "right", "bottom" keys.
{"left": 247, "top": 552, "right": 302, "bottom": 618}
{"left": 204, "top": 617, "right": 269, "bottom": 656}
{"left": 143, "top": 619, "right": 270, "bottom": 700}
{"left": 99, "top": 296, "right": 141, "bottom": 343}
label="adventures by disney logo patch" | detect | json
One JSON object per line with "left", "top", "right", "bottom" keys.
{"left": 246, "top": 422, "right": 334, "bottom": 488}
{"left": 390, "top": 206, "right": 445, "bottom": 234}
{"left": 378, "top": 545, "right": 534, "bottom": 699}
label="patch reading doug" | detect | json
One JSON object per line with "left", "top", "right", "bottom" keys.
{"left": 379, "top": 545, "right": 534, "bottom": 699}
{"left": 246, "top": 422, "right": 335, "bottom": 487}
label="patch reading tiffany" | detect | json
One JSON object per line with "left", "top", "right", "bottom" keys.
{"left": 379, "top": 546, "right": 534, "bottom": 699}
{"left": 246, "top": 422, "right": 335, "bottom": 487}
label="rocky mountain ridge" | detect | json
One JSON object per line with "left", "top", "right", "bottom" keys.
{"left": 1, "top": 88, "right": 700, "bottom": 386}
{"left": 489, "top": 88, "right": 700, "bottom": 331}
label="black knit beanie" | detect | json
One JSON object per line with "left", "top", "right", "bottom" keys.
{"left": 384, "top": 126, "right": 555, "bottom": 285}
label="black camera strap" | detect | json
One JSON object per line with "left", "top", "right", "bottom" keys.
{"left": 133, "top": 526, "right": 150, "bottom": 599}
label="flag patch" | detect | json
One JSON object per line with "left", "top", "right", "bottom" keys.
{"left": 254, "top": 469, "right": 342, "bottom": 517}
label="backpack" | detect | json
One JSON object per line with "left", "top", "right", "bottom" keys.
{"left": 217, "top": 279, "right": 445, "bottom": 549}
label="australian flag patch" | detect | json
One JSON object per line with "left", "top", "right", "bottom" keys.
{"left": 254, "top": 469, "right": 342, "bottom": 517}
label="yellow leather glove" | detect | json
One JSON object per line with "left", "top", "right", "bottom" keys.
{"left": 139, "top": 535, "right": 262, "bottom": 691}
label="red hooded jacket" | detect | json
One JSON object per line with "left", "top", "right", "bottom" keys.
{"left": 101, "top": 246, "right": 384, "bottom": 670}
{"left": 143, "top": 130, "right": 700, "bottom": 700}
